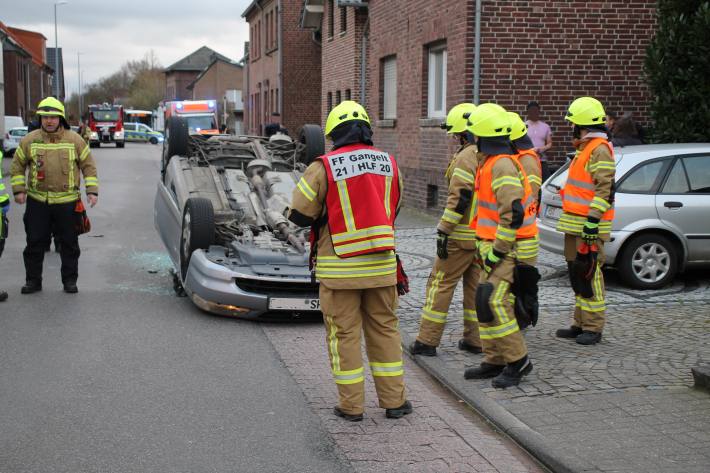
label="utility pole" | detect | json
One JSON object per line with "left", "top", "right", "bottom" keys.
{"left": 77, "top": 51, "right": 82, "bottom": 120}
{"left": 53, "top": 1, "right": 68, "bottom": 98}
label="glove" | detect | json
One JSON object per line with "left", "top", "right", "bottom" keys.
{"left": 396, "top": 255, "right": 409, "bottom": 296}
{"left": 582, "top": 217, "right": 599, "bottom": 244}
{"left": 436, "top": 231, "right": 449, "bottom": 259}
{"left": 483, "top": 248, "right": 506, "bottom": 274}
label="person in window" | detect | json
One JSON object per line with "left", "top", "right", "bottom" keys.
{"left": 611, "top": 116, "right": 643, "bottom": 147}
{"left": 525, "top": 102, "right": 553, "bottom": 182}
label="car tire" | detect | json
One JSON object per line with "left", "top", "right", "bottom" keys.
{"left": 298, "top": 124, "right": 325, "bottom": 165}
{"left": 116, "top": 141, "right": 125, "bottom": 148}
{"left": 150, "top": 136, "right": 158, "bottom": 145}
{"left": 163, "top": 117, "right": 189, "bottom": 170}
{"left": 179, "top": 197, "right": 215, "bottom": 280}
{"left": 618, "top": 233, "right": 678, "bottom": 290}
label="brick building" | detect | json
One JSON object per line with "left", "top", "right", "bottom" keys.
{"left": 242, "top": 0, "right": 322, "bottom": 137}
{"left": 164, "top": 46, "right": 232, "bottom": 101}
{"left": 304, "top": 0, "right": 657, "bottom": 211}
{"left": 10, "top": 28, "right": 54, "bottom": 105}
{"left": 188, "top": 57, "right": 244, "bottom": 134}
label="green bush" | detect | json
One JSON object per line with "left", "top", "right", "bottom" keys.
{"left": 644, "top": 1, "right": 710, "bottom": 142}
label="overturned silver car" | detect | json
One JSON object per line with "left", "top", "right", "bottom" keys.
{"left": 154, "top": 118, "right": 325, "bottom": 318}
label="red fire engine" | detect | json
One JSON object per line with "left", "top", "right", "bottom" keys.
{"left": 88, "top": 103, "right": 125, "bottom": 148}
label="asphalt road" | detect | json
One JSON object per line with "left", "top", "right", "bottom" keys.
{"left": 0, "top": 143, "right": 349, "bottom": 473}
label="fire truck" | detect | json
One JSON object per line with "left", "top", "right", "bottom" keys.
{"left": 88, "top": 103, "right": 125, "bottom": 148}
{"left": 164, "top": 100, "right": 219, "bottom": 136}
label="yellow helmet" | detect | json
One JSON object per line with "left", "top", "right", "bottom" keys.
{"left": 36, "top": 97, "right": 66, "bottom": 118}
{"left": 325, "top": 100, "right": 371, "bottom": 137}
{"left": 507, "top": 112, "right": 528, "bottom": 141}
{"left": 466, "top": 103, "right": 511, "bottom": 137}
{"left": 443, "top": 103, "right": 476, "bottom": 134}
{"left": 565, "top": 96, "right": 606, "bottom": 126}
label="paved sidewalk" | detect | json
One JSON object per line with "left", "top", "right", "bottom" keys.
{"left": 394, "top": 217, "right": 710, "bottom": 473}
{"left": 262, "top": 322, "right": 545, "bottom": 473}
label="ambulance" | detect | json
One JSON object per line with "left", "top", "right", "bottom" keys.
{"left": 164, "top": 100, "right": 219, "bottom": 135}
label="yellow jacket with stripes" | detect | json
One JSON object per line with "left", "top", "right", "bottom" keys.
{"left": 437, "top": 143, "right": 479, "bottom": 249}
{"left": 290, "top": 159, "right": 403, "bottom": 290}
{"left": 10, "top": 128, "right": 98, "bottom": 204}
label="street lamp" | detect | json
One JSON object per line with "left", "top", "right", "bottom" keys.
{"left": 54, "top": 0, "right": 68, "bottom": 98}
{"left": 77, "top": 51, "right": 82, "bottom": 119}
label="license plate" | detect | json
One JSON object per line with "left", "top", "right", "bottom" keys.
{"left": 545, "top": 205, "right": 562, "bottom": 220}
{"left": 269, "top": 297, "right": 321, "bottom": 311}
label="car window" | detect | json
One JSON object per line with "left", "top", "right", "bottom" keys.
{"left": 616, "top": 160, "right": 665, "bottom": 193}
{"left": 662, "top": 159, "right": 690, "bottom": 194}
{"left": 546, "top": 163, "right": 569, "bottom": 190}
{"left": 10, "top": 129, "right": 27, "bottom": 136}
{"left": 682, "top": 156, "right": 710, "bottom": 193}
{"left": 125, "top": 124, "right": 136, "bottom": 131}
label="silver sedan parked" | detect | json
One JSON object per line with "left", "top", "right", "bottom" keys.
{"left": 538, "top": 143, "right": 710, "bottom": 289}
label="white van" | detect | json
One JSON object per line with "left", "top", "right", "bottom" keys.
{"left": 4, "top": 116, "right": 25, "bottom": 132}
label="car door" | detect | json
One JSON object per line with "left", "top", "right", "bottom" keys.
{"left": 137, "top": 124, "right": 149, "bottom": 141}
{"left": 613, "top": 157, "right": 670, "bottom": 232}
{"left": 124, "top": 123, "right": 136, "bottom": 141}
{"left": 656, "top": 154, "right": 710, "bottom": 262}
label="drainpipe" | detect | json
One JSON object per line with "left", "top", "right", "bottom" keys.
{"left": 277, "top": 0, "right": 282, "bottom": 116}
{"left": 473, "top": 0, "right": 481, "bottom": 104}
{"left": 360, "top": 14, "right": 370, "bottom": 105}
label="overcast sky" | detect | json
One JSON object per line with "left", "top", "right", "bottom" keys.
{"left": 1, "top": 0, "right": 251, "bottom": 97}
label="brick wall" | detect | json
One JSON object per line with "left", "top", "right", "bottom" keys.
{"left": 281, "top": 0, "right": 322, "bottom": 137}
{"left": 191, "top": 60, "right": 243, "bottom": 128}
{"left": 165, "top": 71, "right": 199, "bottom": 101}
{"left": 368, "top": 0, "right": 476, "bottom": 212}
{"left": 321, "top": 3, "right": 368, "bottom": 125}
{"left": 478, "top": 0, "right": 657, "bottom": 163}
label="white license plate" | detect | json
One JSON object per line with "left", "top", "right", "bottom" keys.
{"left": 269, "top": 297, "right": 321, "bottom": 311}
{"left": 545, "top": 205, "right": 562, "bottom": 220}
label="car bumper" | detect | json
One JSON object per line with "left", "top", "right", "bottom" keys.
{"left": 537, "top": 218, "right": 627, "bottom": 266}
{"left": 183, "top": 249, "right": 321, "bottom": 320}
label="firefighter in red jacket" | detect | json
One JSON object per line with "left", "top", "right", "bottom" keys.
{"left": 288, "top": 101, "right": 411, "bottom": 421}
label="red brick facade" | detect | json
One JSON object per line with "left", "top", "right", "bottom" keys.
{"left": 243, "top": 0, "right": 322, "bottom": 137}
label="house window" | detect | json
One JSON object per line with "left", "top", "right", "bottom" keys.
{"left": 275, "top": 88, "right": 279, "bottom": 113}
{"left": 335, "top": 90, "right": 341, "bottom": 106}
{"left": 382, "top": 56, "right": 397, "bottom": 119}
{"left": 340, "top": 6, "right": 347, "bottom": 33}
{"left": 427, "top": 185, "right": 439, "bottom": 209}
{"left": 327, "top": 92, "right": 333, "bottom": 113}
{"left": 328, "top": 0, "right": 334, "bottom": 38}
{"left": 345, "top": 89, "right": 351, "bottom": 101}
{"left": 426, "top": 43, "right": 447, "bottom": 118}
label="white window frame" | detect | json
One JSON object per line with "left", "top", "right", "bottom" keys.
{"left": 382, "top": 56, "right": 397, "bottom": 120}
{"left": 427, "top": 44, "right": 447, "bottom": 119}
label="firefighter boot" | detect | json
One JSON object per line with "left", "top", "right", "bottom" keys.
{"left": 0, "top": 291, "right": 7, "bottom": 302}
{"left": 333, "top": 406, "right": 364, "bottom": 422}
{"left": 556, "top": 325, "right": 583, "bottom": 339}
{"left": 576, "top": 331, "right": 602, "bottom": 345}
{"left": 491, "top": 355, "right": 533, "bottom": 389}
{"left": 410, "top": 340, "right": 437, "bottom": 356}
{"left": 63, "top": 282, "right": 78, "bottom": 294}
{"left": 386, "top": 400, "right": 413, "bottom": 419}
{"left": 464, "top": 362, "right": 505, "bottom": 380}
{"left": 21, "top": 281, "right": 42, "bottom": 294}
{"left": 458, "top": 339, "right": 483, "bottom": 354}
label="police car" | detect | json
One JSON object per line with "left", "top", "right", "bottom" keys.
{"left": 124, "top": 122, "right": 164, "bottom": 144}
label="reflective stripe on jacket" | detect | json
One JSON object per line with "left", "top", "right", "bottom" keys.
{"left": 319, "top": 144, "right": 400, "bottom": 258}
{"left": 561, "top": 137, "right": 615, "bottom": 221}
{"left": 473, "top": 154, "right": 538, "bottom": 241}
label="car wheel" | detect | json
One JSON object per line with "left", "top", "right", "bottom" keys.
{"left": 164, "top": 117, "right": 188, "bottom": 166}
{"left": 618, "top": 233, "right": 678, "bottom": 289}
{"left": 150, "top": 136, "right": 158, "bottom": 145}
{"left": 298, "top": 124, "right": 325, "bottom": 165}
{"left": 179, "top": 197, "right": 215, "bottom": 280}
{"left": 116, "top": 141, "right": 125, "bottom": 148}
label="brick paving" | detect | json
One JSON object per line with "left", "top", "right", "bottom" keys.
{"left": 393, "top": 215, "right": 710, "bottom": 473}
{"left": 262, "top": 322, "right": 544, "bottom": 473}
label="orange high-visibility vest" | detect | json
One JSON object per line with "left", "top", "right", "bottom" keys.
{"left": 471, "top": 154, "right": 537, "bottom": 240}
{"left": 561, "top": 138, "right": 615, "bottom": 220}
{"left": 319, "top": 143, "right": 400, "bottom": 258}
{"left": 513, "top": 148, "right": 542, "bottom": 213}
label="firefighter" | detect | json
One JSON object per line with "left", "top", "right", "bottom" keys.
{"left": 463, "top": 103, "right": 534, "bottom": 389}
{"left": 555, "top": 97, "right": 615, "bottom": 345}
{"left": 10, "top": 97, "right": 99, "bottom": 294}
{"left": 508, "top": 112, "right": 542, "bottom": 266}
{"left": 409, "top": 103, "right": 482, "bottom": 357}
{"left": 0, "top": 150, "right": 9, "bottom": 302}
{"left": 288, "top": 100, "right": 411, "bottom": 421}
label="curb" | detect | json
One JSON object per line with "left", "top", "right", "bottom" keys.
{"left": 401, "top": 331, "right": 599, "bottom": 473}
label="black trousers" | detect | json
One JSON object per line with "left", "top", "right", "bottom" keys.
{"left": 23, "top": 198, "right": 80, "bottom": 285}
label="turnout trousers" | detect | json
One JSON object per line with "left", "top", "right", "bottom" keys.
{"left": 23, "top": 198, "right": 80, "bottom": 285}
{"left": 320, "top": 284, "right": 406, "bottom": 415}
{"left": 476, "top": 240, "right": 528, "bottom": 366}
{"left": 416, "top": 245, "right": 481, "bottom": 348}
{"left": 564, "top": 234, "right": 606, "bottom": 333}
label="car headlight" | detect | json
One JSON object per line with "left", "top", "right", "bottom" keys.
{"left": 90, "top": 132, "right": 98, "bottom": 140}
{"left": 114, "top": 130, "right": 124, "bottom": 139}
